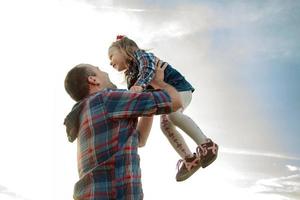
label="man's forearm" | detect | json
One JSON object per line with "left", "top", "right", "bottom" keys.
{"left": 137, "top": 116, "right": 153, "bottom": 147}
{"left": 151, "top": 81, "right": 182, "bottom": 111}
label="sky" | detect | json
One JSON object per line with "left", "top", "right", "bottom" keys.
{"left": 0, "top": 0, "right": 299, "bottom": 199}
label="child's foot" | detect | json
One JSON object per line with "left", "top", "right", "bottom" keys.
{"left": 176, "top": 153, "right": 201, "bottom": 182}
{"left": 196, "top": 139, "right": 218, "bottom": 168}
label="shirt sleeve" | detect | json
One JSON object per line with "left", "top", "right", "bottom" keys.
{"left": 103, "top": 89, "right": 172, "bottom": 119}
{"left": 135, "top": 52, "right": 156, "bottom": 88}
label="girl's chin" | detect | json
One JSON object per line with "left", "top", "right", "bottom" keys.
{"left": 116, "top": 66, "right": 127, "bottom": 72}
{"left": 118, "top": 69, "right": 126, "bottom": 72}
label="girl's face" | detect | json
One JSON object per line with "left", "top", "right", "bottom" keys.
{"left": 109, "top": 48, "right": 128, "bottom": 72}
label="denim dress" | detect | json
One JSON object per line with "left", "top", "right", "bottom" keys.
{"left": 163, "top": 64, "right": 195, "bottom": 93}
{"left": 129, "top": 49, "right": 195, "bottom": 93}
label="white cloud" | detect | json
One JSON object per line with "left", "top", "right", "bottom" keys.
{"left": 0, "top": 185, "right": 31, "bottom": 200}
{"left": 287, "top": 165, "right": 300, "bottom": 172}
{"left": 77, "top": 0, "right": 218, "bottom": 41}
{"left": 252, "top": 174, "right": 300, "bottom": 199}
{"left": 222, "top": 147, "right": 300, "bottom": 161}
{"left": 93, "top": 5, "right": 145, "bottom": 12}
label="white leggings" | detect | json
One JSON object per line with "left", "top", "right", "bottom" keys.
{"left": 160, "top": 91, "right": 207, "bottom": 158}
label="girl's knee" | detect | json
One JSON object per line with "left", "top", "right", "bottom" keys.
{"left": 168, "top": 113, "right": 181, "bottom": 125}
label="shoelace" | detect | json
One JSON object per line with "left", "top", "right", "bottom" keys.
{"left": 208, "top": 143, "right": 218, "bottom": 154}
{"left": 196, "top": 145, "right": 208, "bottom": 157}
{"left": 177, "top": 156, "right": 200, "bottom": 172}
{"left": 196, "top": 141, "right": 218, "bottom": 157}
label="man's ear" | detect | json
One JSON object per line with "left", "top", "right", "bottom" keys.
{"left": 88, "top": 76, "right": 99, "bottom": 85}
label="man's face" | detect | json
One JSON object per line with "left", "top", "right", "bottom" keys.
{"left": 109, "top": 47, "right": 128, "bottom": 72}
{"left": 90, "top": 66, "right": 117, "bottom": 89}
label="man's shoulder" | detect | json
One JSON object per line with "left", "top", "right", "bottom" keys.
{"left": 94, "top": 88, "right": 131, "bottom": 101}
{"left": 82, "top": 89, "right": 127, "bottom": 103}
{"left": 103, "top": 88, "right": 127, "bottom": 93}
{"left": 94, "top": 88, "right": 127, "bottom": 96}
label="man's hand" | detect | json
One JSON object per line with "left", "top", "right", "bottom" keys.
{"left": 150, "top": 58, "right": 168, "bottom": 88}
{"left": 150, "top": 58, "right": 182, "bottom": 111}
{"left": 130, "top": 85, "right": 143, "bottom": 92}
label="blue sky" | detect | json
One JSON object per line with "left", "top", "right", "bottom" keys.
{"left": 0, "top": 0, "right": 299, "bottom": 199}
{"left": 203, "top": 0, "right": 300, "bottom": 155}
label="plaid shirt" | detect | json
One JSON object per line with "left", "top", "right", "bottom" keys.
{"left": 65, "top": 89, "right": 172, "bottom": 200}
{"left": 133, "top": 50, "right": 195, "bottom": 93}
{"left": 134, "top": 49, "right": 156, "bottom": 88}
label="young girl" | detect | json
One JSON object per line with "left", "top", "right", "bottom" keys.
{"left": 108, "top": 35, "right": 218, "bottom": 181}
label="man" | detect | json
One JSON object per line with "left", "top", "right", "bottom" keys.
{"left": 64, "top": 63, "right": 182, "bottom": 200}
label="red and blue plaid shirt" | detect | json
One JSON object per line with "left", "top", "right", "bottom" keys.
{"left": 65, "top": 88, "right": 172, "bottom": 200}
{"left": 133, "top": 49, "right": 156, "bottom": 88}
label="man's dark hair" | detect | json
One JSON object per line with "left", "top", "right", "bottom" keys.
{"left": 64, "top": 64, "right": 96, "bottom": 102}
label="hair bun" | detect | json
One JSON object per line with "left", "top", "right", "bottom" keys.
{"left": 116, "top": 35, "right": 125, "bottom": 40}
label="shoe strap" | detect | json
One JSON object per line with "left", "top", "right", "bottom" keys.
{"left": 207, "top": 143, "right": 218, "bottom": 154}
{"left": 176, "top": 159, "right": 185, "bottom": 170}
{"left": 196, "top": 145, "right": 208, "bottom": 156}
{"left": 177, "top": 157, "right": 200, "bottom": 171}
{"left": 196, "top": 142, "right": 218, "bottom": 157}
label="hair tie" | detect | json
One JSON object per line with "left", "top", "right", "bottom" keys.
{"left": 116, "top": 35, "right": 125, "bottom": 40}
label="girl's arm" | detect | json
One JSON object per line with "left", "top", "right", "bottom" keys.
{"left": 134, "top": 51, "right": 156, "bottom": 89}
{"left": 137, "top": 116, "right": 154, "bottom": 147}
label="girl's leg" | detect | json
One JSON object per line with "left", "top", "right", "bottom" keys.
{"left": 160, "top": 114, "right": 193, "bottom": 159}
{"left": 168, "top": 91, "right": 208, "bottom": 145}
{"left": 166, "top": 91, "right": 218, "bottom": 181}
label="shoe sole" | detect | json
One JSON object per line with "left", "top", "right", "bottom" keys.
{"left": 176, "top": 162, "right": 202, "bottom": 182}
{"left": 202, "top": 153, "right": 218, "bottom": 168}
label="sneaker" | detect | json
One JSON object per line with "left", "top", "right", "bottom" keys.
{"left": 196, "top": 139, "right": 218, "bottom": 168}
{"left": 176, "top": 153, "right": 201, "bottom": 182}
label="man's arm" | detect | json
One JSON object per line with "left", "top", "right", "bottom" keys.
{"left": 137, "top": 116, "right": 153, "bottom": 147}
{"left": 103, "top": 60, "right": 182, "bottom": 119}
{"left": 150, "top": 81, "right": 182, "bottom": 112}
{"left": 103, "top": 89, "right": 173, "bottom": 119}
{"left": 150, "top": 62, "right": 183, "bottom": 112}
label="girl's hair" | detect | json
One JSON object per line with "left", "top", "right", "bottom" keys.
{"left": 108, "top": 36, "right": 142, "bottom": 89}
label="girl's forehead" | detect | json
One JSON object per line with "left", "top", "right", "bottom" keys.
{"left": 109, "top": 46, "right": 120, "bottom": 53}
{"left": 109, "top": 47, "right": 123, "bottom": 59}
{"left": 109, "top": 46, "right": 120, "bottom": 55}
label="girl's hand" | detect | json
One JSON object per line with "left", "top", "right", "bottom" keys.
{"left": 130, "top": 85, "right": 143, "bottom": 92}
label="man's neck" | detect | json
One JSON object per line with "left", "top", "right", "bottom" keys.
{"left": 88, "top": 84, "right": 118, "bottom": 95}
{"left": 88, "top": 86, "right": 103, "bottom": 95}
